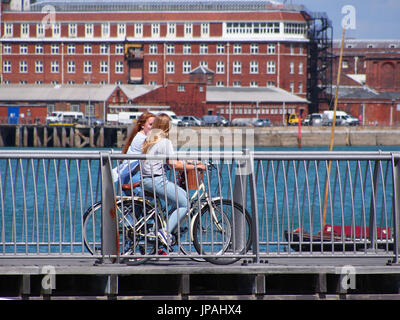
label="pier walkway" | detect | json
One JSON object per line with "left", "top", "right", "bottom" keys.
{"left": 0, "top": 150, "right": 399, "bottom": 299}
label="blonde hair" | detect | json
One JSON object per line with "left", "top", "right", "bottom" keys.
{"left": 122, "top": 111, "right": 155, "bottom": 154}
{"left": 142, "top": 113, "right": 171, "bottom": 154}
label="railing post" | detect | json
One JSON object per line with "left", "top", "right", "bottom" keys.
{"left": 368, "top": 160, "right": 379, "bottom": 250}
{"left": 233, "top": 149, "right": 259, "bottom": 263}
{"left": 100, "top": 152, "right": 119, "bottom": 263}
{"left": 392, "top": 153, "right": 400, "bottom": 263}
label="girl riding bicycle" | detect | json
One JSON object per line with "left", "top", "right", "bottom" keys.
{"left": 141, "top": 113, "right": 205, "bottom": 247}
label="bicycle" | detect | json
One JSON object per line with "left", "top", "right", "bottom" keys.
{"left": 82, "top": 162, "right": 252, "bottom": 265}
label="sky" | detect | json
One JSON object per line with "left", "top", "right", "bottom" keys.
{"left": 290, "top": 0, "right": 400, "bottom": 40}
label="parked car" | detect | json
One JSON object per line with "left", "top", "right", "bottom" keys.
{"left": 303, "top": 113, "right": 323, "bottom": 126}
{"left": 231, "top": 118, "right": 256, "bottom": 126}
{"left": 202, "top": 115, "right": 229, "bottom": 126}
{"left": 179, "top": 115, "right": 204, "bottom": 126}
{"left": 322, "top": 110, "right": 359, "bottom": 126}
{"left": 46, "top": 111, "right": 84, "bottom": 124}
{"left": 253, "top": 118, "right": 272, "bottom": 127}
{"left": 79, "top": 116, "right": 104, "bottom": 126}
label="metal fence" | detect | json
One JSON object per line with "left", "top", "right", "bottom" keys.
{"left": 0, "top": 150, "right": 398, "bottom": 263}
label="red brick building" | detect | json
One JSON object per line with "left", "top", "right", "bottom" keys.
{"left": 324, "top": 39, "right": 400, "bottom": 125}
{"left": 0, "top": 0, "right": 312, "bottom": 119}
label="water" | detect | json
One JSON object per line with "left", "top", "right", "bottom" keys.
{"left": 0, "top": 145, "right": 399, "bottom": 254}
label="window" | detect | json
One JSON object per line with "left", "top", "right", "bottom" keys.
{"left": 200, "top": 44, "right": 208, "bottom": 54}
{"left": 184, "top": 23, "right": 192, "bottom": 37}
{"left": 51, "top": 61, "right": 59, "bottom": 73}
{"left": 115, "top": 61, "right": 124, "bottom": 73}
{"left": 298, "top": 82, "right": 303, "bottom": 93}
{"left": 343, "top": 60, "right": 349, "bottom": 68}
{"left": 233, "top": 81, "right": 241, "bottom": 87}
{"left": 166, "top": 44, "right": 175, "bottom": 54}
{"left": 166, "top": 61, "right": 175, "bottom": 74}
{"left": 183, "top": 44, "right": 191, "bottom": 54}
{"left": 217, "top": 44, "right": 225, "bottom": 54}
{"left": 115, "top": 44, "right": 124, "bottom": 54}
{"left": 5, "top": 23, "right": 13, "bottom": 37}
{"left": 135, "top": 24, "right": 143, "bottom": 37}
{"left": 178, "top": 85, "right": 185, "bottom": 92}
{"left": 284, "top": 23, "right": 307, "bottom": 35}
{"left": 67, "top": 44, "right": 75, "bottom": 54}
{"left": 84, "top": 44, "right": 92, "bottom": 54}
{"left": 3, "top": 61, "right": 11, "bottom": 73}
{"left": 299, "top": 62, "right": 303, "bottom": 74}
{"left": 20, "top": 44, "right": 28, "bottom": 54}
{"left": 152, "top": 24, "right": 160, "bottom": 37}
{"left": 200, "top": 61, "right": 208, "bottom": 68}
{"left": 19, "top": 60, "right": 28, "bottom": 73}
{"left": 250, "top": 43, "right": 259, "bottom": 54}
{"left": 84, "top": 61, "right": 92, "bottom": 73}
{"left": 67, "top": 61, "right": 75, "bottom": 73}
{"left": 250, "top": 81, "right": 258, "bottom": 87}
{"left": 183, "top": 61, "right": 191, "bottom": 73}
{"left": 290, "top": 62, "right": 294, "bottom": 74}
{"left": 149, "top": 44, "right": 158, "bottom": 54}
{"left": 35, "top": 44, "right": 43, "bottom": 54}
{"left": 167, "top": 23, "right": 176, "bottom": 36}
{"left": 290, "top": 82, "right": 294, "bottom": 93}
{"left": 35, "top": 60, "right": 43, "bottom": 73}
{"left": 149, "top": 61, "right": 158, "bottom": 73}
{"left": 233, "top": 61, "right": 241, "bottom": 74}
{"left": 3, "top": 44, "right": 11, "bottom": 54}
{"left": 21, "top": 23, "right": 29, "bottom": 37}
{"left": 250, "top": 61, "right": 258, "bottom": 74}
{"left": 216, "top": 81, "right": 224, "bottom": 87}
{"left": 51, "top": 44, "right": 59, "bottom": 54}
{"left": 102, "top": 23, "right": 110, "bottom": 37}
{"left": 290, "top": 44, "right": 295, "bottom": 55}
{"left": 69, "top": 24, "right": 77, "bottom": 37}
{"left": 233, "top": 44, "right": 242, "bottom": 54}
{"left": 216, "top": 61, "right": 225, "bottom": 74}
{"left": 100, "top": 44, "right": 109, "bottom": 54}
{"left": 53, "top": 23, "right": 61, "bottom": 38}
{"left": 36, "top": 23, "right": 45, "bottom": 37}
{"left": 201, "top": 23, "right": 209, "bottom": 37}
{"left": 267, "top": 61, "right": 276, "bottom": 74}
{"left": 267, "top": 43, "right": 276, "bottom": 54}
{"left": 118, "top": 24, "right": 126, "bottom": 37}
{"left": 226, "top": 22, "right": 280, "bottom": 34}
{"left": 85, "top": 24, "right": 94, "bottom": 38}
{"left": 100, "top": 61, "right": 108, "bottom": 73}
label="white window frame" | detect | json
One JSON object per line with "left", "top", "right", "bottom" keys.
{"left": 69, "top": 24, "right": 77, "bottom": 37}
{"left": 67, "top": 44, "right": 76, "bottom": 54}
{"left": 83, "top": 60, "right": 92, "bottom": 73}
{"left": 182, "top": 61, "right": 191, "bottom": 74}
{"left": 35, "top": 60, "right": 43, "bottom": 73}
{"left": 250, "top": 61, "right": 259, "bottom": 74}
{"left": 149, "top": 44, "right": 158, "bottom": 54}
{"left": 115, "top": 44, "right": 124, "bottom": 54}
{"left": 51, "top": 44, "right": 59, "bottom": 54}
{"left": 201, "top": 23, "right": 209, "bottom": 37}
{"left": 84, "top": 43, "right": 92, "bottom": 54}
{"left": 21, "top": 23, "right": 29, "bottom": 38}
{"left": 67, "top": 60, "right": 76, "bottom": 73}
{"left": 115, "top": 61, "right": 124, "bottom": 73}
{"left": 100, "top": 61, "right": 108, "bottom": 73}
{"left": 20, "top": 44, "right": 28, "bottom": 54}
{"left": 267, "top": 61, "right": 276, "bottom": 74}
{"left": 149, "top": 61, "right": 158, "bottom": 74}
{"left": 52, "top": 23, "right": 61, "bottom": 38}
{"left": 152, "top": 23, "right": 160, "bottom": 37}
{"left": 200, "top": 44, "right": 208, "bottom": 54}
{"left": 4, "top": 23, "right": 13, "bottom": 37}
{"left": 233, "top": 61, "right": 241, "bottom": 74}
{"left": 102, "top": 23, "right": 110, "bottom": 38}
{"left": 183, "top": 44, "right": 191, "bottom": 54}
{"left": 118, "top": 23, "right": 126, "bottom": 38}
{"left": 167, "top": 23, "right": 176, "bottom": 36}
{"left": 166, "top": 61, "right": 175, "bottom": 74}
{"left": 85, "top": 23, "right": 94, "bottom": 38}
{"left": 135, "top": 24, "right": 143, "bottom": 37}
{"left": 184, "top": 23, "right": 193, "bottom": 37}
{"left": 233, "top": 44, "right": 242, "bottom": 54}
{"left": 267, "top": 43, "right": 276, "bottom": 54}
{"left": 51, "top": 60, "right": 59, "bottom": 73}
{"left": 3, "top": 61, "right": 11, "bottom": 73}
{"left": 216, "top": 61, "right": 225, "bottom": 74}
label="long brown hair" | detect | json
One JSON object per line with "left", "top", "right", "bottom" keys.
{"left": 142, "top": 113, "right": 171, "bottom": 154}
{"left": 121, "top": 111, "right": 155, "bottom": 154}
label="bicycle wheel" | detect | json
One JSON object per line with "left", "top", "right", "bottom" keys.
{"left": 82, "top": 198, "right": 158, "bottom": 265}
{"left": 192, "top": 199, "right": 252, "bottom": 265}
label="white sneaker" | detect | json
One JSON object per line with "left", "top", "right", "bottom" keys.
{"left": 157, "top": 229, "right": 172, "bottom": 247}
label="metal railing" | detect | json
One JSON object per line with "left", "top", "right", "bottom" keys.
{"left": 0, "top": 150, "right": 398, "bottom": 263}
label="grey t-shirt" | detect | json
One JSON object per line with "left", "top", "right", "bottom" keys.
{"left": 141, "top": 138, "right": 174, "bottom": 176}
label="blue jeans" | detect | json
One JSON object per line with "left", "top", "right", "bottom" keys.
{"left": 142, "top": 175, "right": 189, "bottom": 233}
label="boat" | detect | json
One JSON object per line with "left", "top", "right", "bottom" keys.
{"left": 284, "top": 224, "right": 393, "bottom": 252}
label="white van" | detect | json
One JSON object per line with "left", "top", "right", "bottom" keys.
{"left": 151, "top": 110, "right": 182, "bottom": 126}
{"left": 46, "top": 111, "right": 84, "bottom": 124}
{"left": 322, "top": 111, "right": 359, "bottom": 126}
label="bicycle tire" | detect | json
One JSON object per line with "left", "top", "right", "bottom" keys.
{"left": 192, "top": 199, "right": 252, "bottom": 265}
{"left": 82, "top": 199, "right": 158, "bottom": 265}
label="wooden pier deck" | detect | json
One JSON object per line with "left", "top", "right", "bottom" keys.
{"left": 0, "top": 256, "right": 399, "bottom": 300}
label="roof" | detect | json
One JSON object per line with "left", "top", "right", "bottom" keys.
{"left": 119, "top": 84, "right": 160, "bottom": 100}
{"left": 0, "top": 84, "right": 155, "bottom": 102}
{"left": 326, "top": 85, "right": 400, "bottom": 101}
{"left": 206, "top": 86, "right": 309, "bottom": 104}
{"left": 29, "top": 0, "right": 306, "bottom": 12}
{"left": 190, "top": 66, "right": 214, "bottom": 75}
{"left": 332, "top": 39, "right": 400, "bottom": 49}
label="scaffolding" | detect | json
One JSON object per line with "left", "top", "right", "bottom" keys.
{"left": 305, "top": 11, "right": 333, "bottom": 114}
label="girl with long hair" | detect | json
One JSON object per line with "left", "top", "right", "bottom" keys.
{"left": 112, "top": 111, "right": 155, "bottom": 195}
{"left": 141, "top": 113, "right": 205, "bottom": 247}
